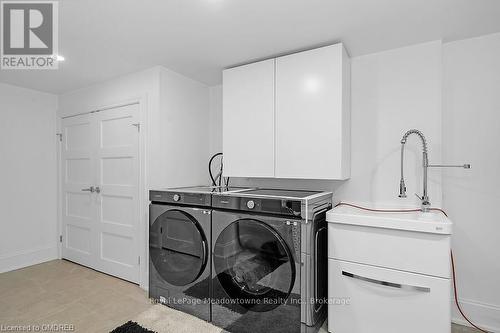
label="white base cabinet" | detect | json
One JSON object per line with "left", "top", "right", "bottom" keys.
{"left": 328, "top": 259, "right": 451, "bottom": 333}
{"left": 326, "top": 207, "right": 452, "bottom": 333}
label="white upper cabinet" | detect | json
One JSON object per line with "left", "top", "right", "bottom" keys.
{"left": 222, "top": 43, "right": 350, "bottom": 180}
{"left": 275, "top": 44, "right": 351, "bottom": 179}
{"left": 223, "top": 59, "right": 276, "bottom": 177}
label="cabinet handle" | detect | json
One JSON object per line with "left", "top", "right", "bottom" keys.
{"left": 341, "top": 271, "right": 430, "bottom": 293}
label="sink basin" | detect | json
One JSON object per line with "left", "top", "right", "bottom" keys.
{"left": 326, "top": 205, "right": 452, "bottom": 235}
{"left": 326, "top": 204, "right": 452, "bottom": 278}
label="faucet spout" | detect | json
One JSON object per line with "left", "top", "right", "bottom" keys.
{"left": 400, "top": 129, "right": 428, "bottom": 151}
{"left": 398, "top": 129, "right": 470, "bottom": 212}
{"left": 399, "top": 129, "right": 430, "bottom": 211}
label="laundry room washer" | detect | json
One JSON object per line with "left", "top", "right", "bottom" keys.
{"left": 149, "top": 186, "right": 249, "bottom": 321}
{"left": 210, "top": 189, "right": 332, "bottom": 333}
{"left": 149, "top": 186, "right": 214, "bottom": 321}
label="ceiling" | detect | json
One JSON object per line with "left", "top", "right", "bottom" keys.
{"left": 1, "top": 0, "right": 500, "bottom": 94}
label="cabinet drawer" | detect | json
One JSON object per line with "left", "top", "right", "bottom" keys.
{"left": 328, "top": 259, "right": 451, "bottom": 333}
{"left": 328, "top": 223, "right": 451, "bottom": 278}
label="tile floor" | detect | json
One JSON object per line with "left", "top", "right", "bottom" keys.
{"left": 0, "top": 260, "right": 480, "bottom": 333}
{"left": 0, "top": 260, "right": 151, "bottom": 332}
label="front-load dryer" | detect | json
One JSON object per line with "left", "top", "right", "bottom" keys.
{"left": 210, "top": 189, "right": 332, "bottom": 333}
{"left": 149, "top": 188, "right": 212, "bottom": 321}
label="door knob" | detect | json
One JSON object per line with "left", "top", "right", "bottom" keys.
{"left": 95, "top": 186, "right": 101, "bottom": 194}
{"left": 82, "top": 186, "right": 95, "bottom": 193}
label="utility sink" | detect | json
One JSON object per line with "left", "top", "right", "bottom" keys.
{"left": 327, "top": 204, "right": 453, "bottom": 333}
{"left": 326, "top": 205, "right": 452, "bottom": 235}
{"left": 326, "top": 204, "right": 452, "bottom": 278}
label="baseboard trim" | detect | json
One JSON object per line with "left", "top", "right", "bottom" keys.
{"left": 452, "top": 298, "right": 500, "bottom": 332}
{"left": 0, "top": 245, "right": 58, "bottom": 273}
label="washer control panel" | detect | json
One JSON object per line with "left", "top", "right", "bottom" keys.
{"left": 212, "top": 195, "right": 302, "bottom": 217}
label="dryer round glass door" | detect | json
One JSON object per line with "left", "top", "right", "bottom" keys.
{"left": 150, "top": 209, "right": 208, "bottom": 286}
{"left": 213, "top": 219, "right": 295, "bottom": 312}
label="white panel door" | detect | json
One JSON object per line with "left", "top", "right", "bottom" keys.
{"left": 223, "top": 59, "right": 276, "bottom": 177}
{"left": 94, "top": 104, "right": 140, "bottom": 282}
{"left": 62, "top": 103, "right": 140, "bottom": 283}
{"left": 61, "top": 114, "right": 96, "bottom": 268}
{"left": 275, "top": 44, "right": 350, "bottom": 179}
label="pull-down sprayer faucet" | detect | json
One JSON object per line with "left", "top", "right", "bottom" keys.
{"left": 399, "top": 129, "right": 470, "bottom": 212}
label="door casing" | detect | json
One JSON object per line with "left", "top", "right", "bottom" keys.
{"left": 57, "top": 97, "right": 148, "bottom": 288}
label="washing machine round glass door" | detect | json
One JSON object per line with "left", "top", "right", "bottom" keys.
{"left": 213, "top": 218, "right": 295, "bottom": 312}
{"left": 150, "top": 209, "right": 208, "bottom": 286}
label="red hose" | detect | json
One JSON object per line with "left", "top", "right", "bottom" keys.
{"left": 334, "top": 202, "right": 490, "bottom": 333}
{"left": 450, "top": 251, "right": 490, "bottom": 333}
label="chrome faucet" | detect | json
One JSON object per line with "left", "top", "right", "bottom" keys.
{"left": 399, "top": 129, "right": 470, "bottom": 212}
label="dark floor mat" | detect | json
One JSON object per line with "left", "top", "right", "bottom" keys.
{"left": 110, "top": 321, "right": 157, "bottom": 333}
{"left": 223, "top": 302, "right": 301, "bottom": 333}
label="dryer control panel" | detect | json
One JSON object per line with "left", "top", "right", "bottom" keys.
{"left": 150, "top": 190, "right": 211, "bottom": 207}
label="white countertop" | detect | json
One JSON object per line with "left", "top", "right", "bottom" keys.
{"left": 326, "top": 204, "right": 452, "bottom": 235}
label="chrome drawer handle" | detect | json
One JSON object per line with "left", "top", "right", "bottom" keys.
{"left": 342, "top": 271, "right": 430, "bottom": 293}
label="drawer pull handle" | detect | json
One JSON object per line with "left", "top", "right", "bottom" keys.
{"left": 342, "top": 271, "right": 431, "bottom": 293}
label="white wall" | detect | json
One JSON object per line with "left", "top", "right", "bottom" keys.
{"left": 443, "top": 32, "right": 500, "bottom": 331}
{"left": 223, "top": 41, "right": 444, "bottom": 210}
{"left": 339, "top": 41, "right": 443, "bottom": 207}
{"left": 0, "top": 83, "right": 58, "bottom": 273}
{"left": 58, "top": 67, "right": 160, "bottom": 119}
{"left": 209, "top": 85, "right": 223, "bottom": 156}
{"left": 157, "top": 67, "right": 210, "bottom": 188}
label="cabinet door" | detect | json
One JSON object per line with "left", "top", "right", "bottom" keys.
{"left": 223, "top": 59, "right": 275, "bottom": 177}
{"left": 328, "top": 259, "right": 451, "bottom": 333}
{"left": 275, "top": 44, "right": 350, "bottom": 179}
